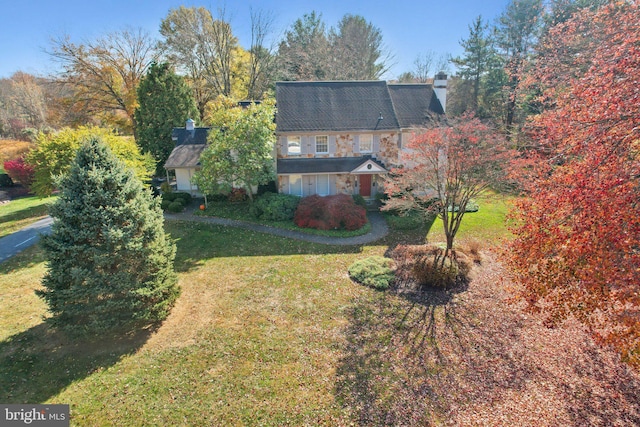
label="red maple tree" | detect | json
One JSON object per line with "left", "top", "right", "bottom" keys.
{"left": 506, "top": 2, "right": 640, "bottom": 368}
{"left": 383, "top": 114, "right": 512, "bottom": 255}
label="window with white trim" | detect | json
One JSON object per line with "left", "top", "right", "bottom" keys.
{"left": 316, "top": 174, "right": 330, "bottom": 196}
{"left": 289, "top": 174, "right": 303, "bottom": 196}
{"left": 287, "top": 136, "right": 301, "bottom": 155}
{"left": 359, "top": 134, "right": 373, "bottom": 152}
{"left": 315, "top": 135, "right": 328, "bottom": 153}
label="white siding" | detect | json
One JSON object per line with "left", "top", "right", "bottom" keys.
{"left": 175, "top": 168, "right": 197, "bottom": 193}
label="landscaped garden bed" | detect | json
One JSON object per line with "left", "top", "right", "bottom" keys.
{"left": 195, "top": 192, "right": 373, "bottom": 238}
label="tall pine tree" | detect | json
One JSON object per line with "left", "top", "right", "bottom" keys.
{"left": 494, "top": 0, "right": 544, "bottom": 135}
{"left": 134, "top": 62, "right": 198, "bottom": 175}
{"left": 38, "top": 138, "right": 179, "bottom": 334}
{"left": 451, "top": 16, "right": 494, "bottom": 114}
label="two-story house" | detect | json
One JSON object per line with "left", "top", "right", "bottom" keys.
{"left": 274, "top": 74, "right": 446, "bottom": 199}
{"left": 165, "top": 75, "right": 447, "bottom": 197}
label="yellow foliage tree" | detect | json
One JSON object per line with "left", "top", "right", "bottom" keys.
{"left": 27, "top": 127, "right": 154, "bottom": 197}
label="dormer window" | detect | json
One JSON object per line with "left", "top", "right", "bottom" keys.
{"left": 287, "top": 136, "right": 301, "bottom": 155}
{"left": 315, "top": 135, "right": 328, "bottom": 154}
{"left": 359, "top": 134, "right": 373, "bottom": 153}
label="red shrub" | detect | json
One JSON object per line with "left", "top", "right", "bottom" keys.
{"left": 294, "top": 194, "right": 367, "bottom": 231}
{"left": 228, "top": 187, "right": 248, "bottom": 202}
{"left": 3, "top": 157, "right": 34, "bottom": 189}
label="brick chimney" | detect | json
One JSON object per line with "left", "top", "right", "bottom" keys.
{"left": 433, "top": 72, "right": 448, "bottom": 113}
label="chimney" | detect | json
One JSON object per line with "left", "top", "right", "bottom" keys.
{"left": 186, "top": 118, "right": 195, "bottom": 131}
{"left": 433, "top": 72, "right": 448, "bottom": 113}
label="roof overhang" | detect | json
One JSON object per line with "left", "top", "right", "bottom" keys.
{"left": 277, "top": 156, "right": 387, "bottom": 175}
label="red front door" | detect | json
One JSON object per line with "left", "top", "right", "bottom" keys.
{"left": 359, "top": 174, "right": 372, "bottom": 197}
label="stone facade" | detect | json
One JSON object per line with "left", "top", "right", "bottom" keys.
{"left": 335, "top": 174, "right": 355, "bottom": 195}
{"left": 378, "top": 134, "right": 400, "bottom": 168}
{"left": 277, "top": 132, "right": 399, "bottom": 164}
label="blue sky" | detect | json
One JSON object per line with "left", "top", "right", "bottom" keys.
{"left": 0, "top": 0, "right": 511, "bottom": 80}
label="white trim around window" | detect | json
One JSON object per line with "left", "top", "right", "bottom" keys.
{"left": 287, "top": 135, "right": 301, "bottom": 155}
{"left": 359, "top": 134, "right": 373, "bottom": 152}
{"left": 315, "top": 135, "right": 328, "bottom": 154}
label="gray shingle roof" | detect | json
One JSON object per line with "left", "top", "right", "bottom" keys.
{"left": 164, "top": 126, "right": 210, "bottom": 169}
{"left": 171, "top": 127, "right": 210, "bottom": 145}
{"left": 277, "top": 156, "right": 385, "bottom": 174}
{"left": 388, "top": 84, "right": 445, "bottom": 128}
{"left": 275, "top": 81, "right": 400, "bottom": 132}
{"left": 275, "top": 81, "right": 444, "bottom": 133}
{"left": 164, "top": 144, "right": 207, "bottom": 169}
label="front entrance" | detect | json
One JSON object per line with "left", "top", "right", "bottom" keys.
{"left": 359, "top": 174, "right": 372, "bottom": 197}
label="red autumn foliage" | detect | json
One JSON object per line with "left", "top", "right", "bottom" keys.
{"left": 3, "top": 157, "right": 35, "bottom": 189}
{"left": 294, "top": 194, "right": 367, "bottom": 231}
{"left": 507, "top": 2, "right": 640, "bottom": 368}
{"left": 227, "top": 187, "right": 248, "bottom": 203}
{"left": 383, "top": 114, "right": 513, "bottom": 253}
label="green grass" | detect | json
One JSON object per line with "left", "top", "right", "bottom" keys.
{"left": 0, "top": 220, "right": 386, "bottom": 424}
{"left": 0, "top": 195, "right": 517, "bottom": 425}
{"left": 196, "top": 200, "right": 372, "bottom": 238}
{"left": 0, "top": 195, "right": 57, "bottom": 238}
{"left": 427, "top": 192, "right": 515, "bottom": 246}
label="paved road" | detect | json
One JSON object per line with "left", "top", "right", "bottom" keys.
{"left": 0, "top": 209, "right": 388, "bottom": 264}
{"left": 0, "top": 216, "right": 53, "bottom": 264}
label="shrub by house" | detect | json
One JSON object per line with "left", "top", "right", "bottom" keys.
{"left": 294, "top": 194, "right": 367, "bottom": 231}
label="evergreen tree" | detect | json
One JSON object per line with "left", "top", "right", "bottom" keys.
{"left": 38, "top": 138, "right": 179, "bottom": 335}
{"left": 134, "top": 62, "right": 198, "bottom": 174}
{"left": 493, "top": 0, "right": 545, "bottom": 134}
{"left": 451, "top": 16, "right": 493, "bottom": 114}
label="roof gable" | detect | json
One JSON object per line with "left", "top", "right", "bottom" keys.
{"left": 351, "top": 158, "right": 387, "bottom": 174}
{"left": 387, "top": 84, "right": 445, "bottom": 128}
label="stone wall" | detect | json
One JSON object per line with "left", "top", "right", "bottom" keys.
{"left": 377, "top": 133, "right": 400, "bottom": 167}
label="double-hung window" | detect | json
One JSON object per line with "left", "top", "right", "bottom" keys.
{"left": 287, "top": 136, "right": 301, "bottom": 155}
{"left": 315, "top": 135, "right": 328, "bottom": 154}
{"left": 359, "top": 134, "right": 373, "bottom": 152}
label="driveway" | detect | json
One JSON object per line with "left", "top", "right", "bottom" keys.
{"left": 0, "top": 209, "right": 389, "bottom": 265}
{"left": 0, "top": 216, "right": 53, "bottom": 264}
{"left": 164, "top": 210, "right": 389, "bottom": 246}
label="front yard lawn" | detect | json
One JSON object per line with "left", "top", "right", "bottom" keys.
{"left": 0, "top": 195, "right": 57, "bottom": 239}
{"left": 427, "top": 192, "right": 514, "bottom": 246}
{"left": 1, "top": 198, "right": 638, "bottom": 425}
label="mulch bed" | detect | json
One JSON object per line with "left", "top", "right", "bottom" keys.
{"left": 337, "top": 250, "right": 640, "bottom": 426}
